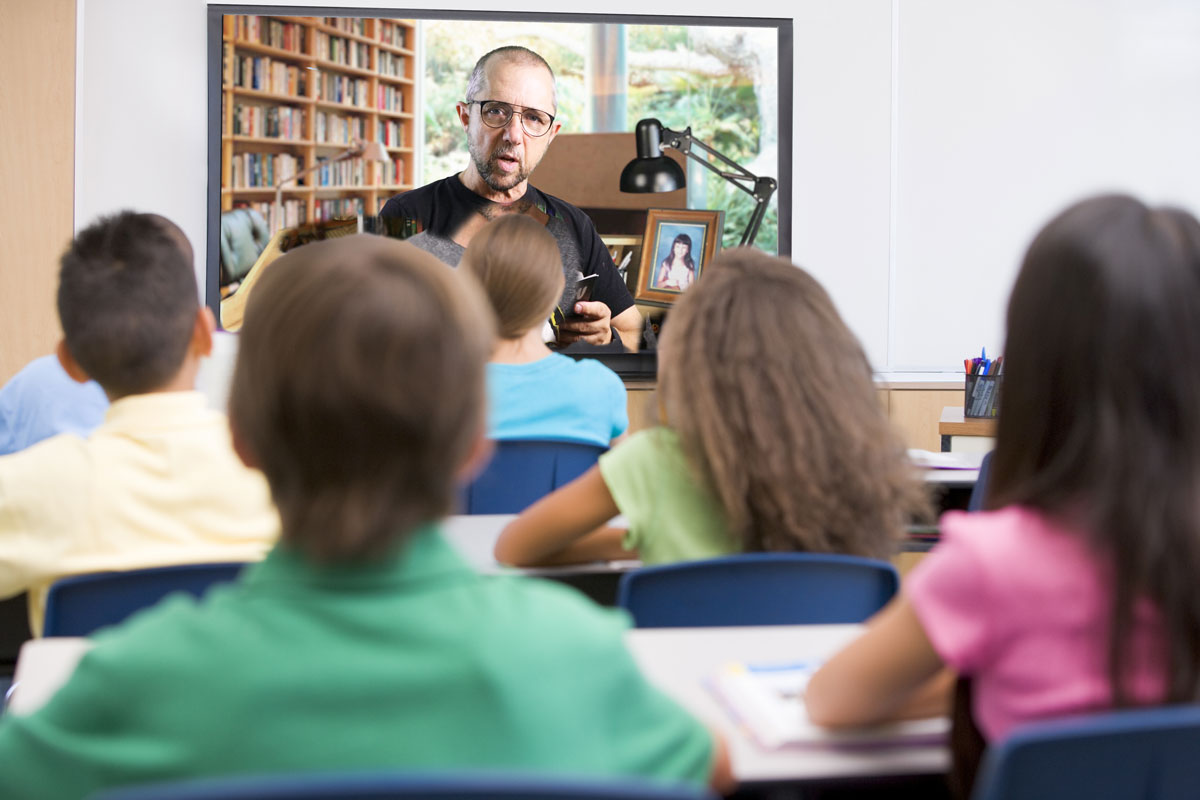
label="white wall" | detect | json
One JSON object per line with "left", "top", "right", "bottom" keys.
{"left": 77, "top": 0, "right": 1200, "bottom": 373}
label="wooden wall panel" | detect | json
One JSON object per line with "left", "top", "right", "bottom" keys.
{"left": 888, "top": 388, "right": 964, "bottom": 452}
{"left": 0, "top": 0, "right": 75, "bottom": 383}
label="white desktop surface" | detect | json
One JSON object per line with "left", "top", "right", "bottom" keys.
{"left": 440, "top": 514, "right": 638, "bottom": 576}
{"left": 627, "top": 625, "right": 950, "bottom": 784}
{"left": 11, "top": 626, "right": 949, "bottom": 785}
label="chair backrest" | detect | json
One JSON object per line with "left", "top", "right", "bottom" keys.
{"left": 461, "top": 439, "right": 607, "bottom": 514}
{"left": 967, "top": 451, "right": 994, "bottom": 512}
{"left": 617, "top": 552, "right": 900, "bottom": 628}
{"left": 92, "top": 771, "right": 716, "bottom": 800}
{"left": 971, "top": 705, "right": 1200, "bottom": 800}
{"left": 42, "top": 562, "right": 247, "bottom": 637}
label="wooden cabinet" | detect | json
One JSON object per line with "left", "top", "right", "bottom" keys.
{"left": 220, "top": 15, "right": 417, "bottom": 233}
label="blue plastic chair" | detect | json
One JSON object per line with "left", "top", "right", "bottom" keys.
{"left": 617, "top": 552, "right": 900, "bottom": 628}
{"left": 92, "top": 771, "right": 716, "bottom": 800}
{"left": 967, "top": 451, "right": 994, "bottom": 512}
{"left": 461, "top": 439, "right": 607, "bottom": 514}
{"left": 972, "top": 704, "right": 1200, "bottom": 800}
{"left": 42, "top": 562, "right": 247, "bottom": 637}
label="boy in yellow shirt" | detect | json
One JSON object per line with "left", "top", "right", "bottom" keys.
{"left": 0, "top": 211, "right": 278, "bottom": 634}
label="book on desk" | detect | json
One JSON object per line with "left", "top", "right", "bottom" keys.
{"left": 709, "top": 660, "right": 949, "bottom": 750}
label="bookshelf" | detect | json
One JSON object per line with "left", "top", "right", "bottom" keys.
{"left": 221, "top": 15, "right": 418, "bottom": 233}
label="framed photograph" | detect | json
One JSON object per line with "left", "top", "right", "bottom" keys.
{"left": 634, "top": 209, "right": 724, "bottom": 306}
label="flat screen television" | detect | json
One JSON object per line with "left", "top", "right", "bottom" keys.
{"left": 206, "top": 5, "right": 792, "bottom": 349}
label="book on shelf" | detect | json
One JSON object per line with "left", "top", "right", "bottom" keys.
{"left": 378, "top": 20, "right": 408, "bottom": 49}
{"left": 231, "top": 153, "right": 302, "bottom": 189}
{"left": 233, "top": 16, "right": 305, "bottom": 53}
{"left": 318, "top": 73, "right": 369, "bottom": 107}
{"left": 709, "top": 661, "right": 949, "bottom": 749}
{"left": 231, "top": 54, "right": 307, "bottom": 96}
{"left": 316, "top": 111, "right": 366, "bottom": 145}
{"left": 377, "top": 85, "right": 404, "bottom": 113}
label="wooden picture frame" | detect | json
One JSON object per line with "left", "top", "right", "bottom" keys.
{"left": 633, "top": 209, "right": 724, "bottom": 306}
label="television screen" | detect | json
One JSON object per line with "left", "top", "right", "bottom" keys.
{"left": 207, "top": 8, "right": 791, "bottom": 347}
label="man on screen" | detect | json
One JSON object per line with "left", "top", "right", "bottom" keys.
{"left": 380, "top": 46, "right": 642, "bottom": 351}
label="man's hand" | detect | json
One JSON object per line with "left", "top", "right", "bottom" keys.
{"left": 557, "top": 300, "right": 613, "bottom": 346}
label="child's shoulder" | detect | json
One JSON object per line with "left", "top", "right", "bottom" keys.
{"left": 938, "top": 505, "right": 1088, "bottom": 562}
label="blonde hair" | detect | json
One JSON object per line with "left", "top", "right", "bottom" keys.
{"left": 658, "top": 248, "right": 930, "bottom": 558}
{"left": 462, "top": 215, "right": 564, "bottom": 339}
{"left": 230, "top": 235, "right": 495, "bottom": 562}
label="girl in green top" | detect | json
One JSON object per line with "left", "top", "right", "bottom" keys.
{"left": 495, "top": 248, "right": 930, "bottom": 567}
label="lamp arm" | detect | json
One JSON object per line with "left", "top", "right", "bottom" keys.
{"left": 658, "top": 125, "right": 778, "bottom": 248}
{"left": 273, "top": 144, "right": 363, "bottom": 225}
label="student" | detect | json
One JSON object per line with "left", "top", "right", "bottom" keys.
{"left": 0, "top": 211, "right": 278, "bottom": 635}
{"left": 0, "top": 354, "right": 108, "bottom": 455}
{"left": 494, "top": 247, "right": 928, "bottom": 566}
{"left": 0, "top": 235, "right": 732, "bottom": 798}
{"left": 462, "top": 215, "right": 627, "bottom": 448}
{"left": 804, "top": 195, "right": 1200, "bottom": 774}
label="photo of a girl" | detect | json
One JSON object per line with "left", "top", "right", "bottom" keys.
{"left": 652, "top": 224, "right": 706, "bottom": 292}
{"left": 655, "top": 234, "right": 697, "bottom": 291}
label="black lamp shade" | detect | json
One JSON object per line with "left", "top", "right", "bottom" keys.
{"left": 620, "top": 157, "right": 686, "bottom": 193}
{"left": 620, "top": 118, "right": 687, "bottom": 193}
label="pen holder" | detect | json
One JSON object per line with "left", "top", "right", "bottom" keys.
{"left": 964, "top": 374, "right": 1001, "bottom": 419}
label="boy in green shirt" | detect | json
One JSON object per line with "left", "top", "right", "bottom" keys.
{"left": 0, "top": 235, "right": 731, "bottom": 798}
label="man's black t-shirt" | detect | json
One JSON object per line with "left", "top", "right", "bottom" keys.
{"left": 379, "top": 176, "right": 634, "bottom": 319}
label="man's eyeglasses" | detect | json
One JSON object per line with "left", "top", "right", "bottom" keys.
{"left": 466, "top": 100, "right": 556, "bottom": 137}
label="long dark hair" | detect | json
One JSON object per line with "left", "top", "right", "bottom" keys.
{"left": 663, "top": 233, "right": 696, "bottom": 271}
{"left": 988, "top": 194, "right": 1200, "bottom": 705}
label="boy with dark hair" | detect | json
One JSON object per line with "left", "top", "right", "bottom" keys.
{"left": 0, "top": 235, "right": 731, "bottom": 798}
{"left": 0, "top": 211, "right": 278, "bottom": 634}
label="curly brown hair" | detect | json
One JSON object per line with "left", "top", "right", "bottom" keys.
{"left": 658, "top": 248, "right": 930, "bottom": 558}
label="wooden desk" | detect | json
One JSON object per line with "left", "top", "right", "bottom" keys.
{"left": 14, "top": 627, "right": 950, "bottom": 788}
{"left": 939, "top": 406, "right": 997, "bottom": 452}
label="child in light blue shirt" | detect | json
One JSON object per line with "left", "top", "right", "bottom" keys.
{"left": 463, "top": 216, "right": 627, "bottom": 448}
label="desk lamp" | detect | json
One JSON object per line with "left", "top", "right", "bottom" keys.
{"left": 274, "top": 138, "right": 390, "bottom": 228}
{"left": 619, "top": 118, "right": 777, "bottom": 248}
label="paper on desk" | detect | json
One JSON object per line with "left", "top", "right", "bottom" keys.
{"left": 709, "top": 660, "right": 949, "bottom": 749}
{"left": 908, "top": 449, "right": 985, "bottom": 470}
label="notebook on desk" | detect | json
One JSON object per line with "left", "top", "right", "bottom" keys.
{"left": 709, "top": 660, "right": 949, "bottom": 750}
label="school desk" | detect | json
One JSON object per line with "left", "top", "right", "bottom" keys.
{"left": 10, "top": 626, "right": 950, "bottom": 789}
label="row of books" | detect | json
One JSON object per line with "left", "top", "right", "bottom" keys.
{"left": 314, "top": 197, "right": 366, "bottom": 221}
{"left": 229, "top": 54, "right": 306, "bottom": 97}
{"left": 235, "top": 200, "right": 307, "bottom": 233}
{"left": 314, "top": 157, "right": 367, "bottom": 187}
{"left": 232, "top": 15, "right": 305, "bottom": 54}
{"left": 323, "top": 17, "right": 365, "bottom": 37}
{"left": 378, "top": 21, "right": 409, "bottom": 48}
{"left": 380, "top": 158, "right": 406, "bottom": 186}
{"left": 378, "top": 51, "right": 408, "bottom": 79}
{"left": 315, "top": 33, "right": 371, "bottom": 70}
{"left": 378, "top": 85, "right": 405, "bottom": 114}
{"left": 316, "top": 111, "right": 366, "bottom": 145}
{"left": 230, "top": 152, "right": 302, "bottom": 189}
{"left": 318, "top": 74, "right": 370, "bottom": 108}
{"left": 231, "top": 103, "right": 306, "bottom": 140}
{"left": 378, "top": 119, "right": 405, "bottom": 148}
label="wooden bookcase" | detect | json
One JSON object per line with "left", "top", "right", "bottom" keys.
{"left": 220, "top": 15, "right": 418, "bottom": 233}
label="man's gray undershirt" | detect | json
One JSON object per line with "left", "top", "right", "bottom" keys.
{"left": 406, "top": 218, "right": 586, "bottom": 314}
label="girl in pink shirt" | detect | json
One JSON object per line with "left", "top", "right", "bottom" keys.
{"left": 805, "top": 194, "right": 1200, "bottom": 783}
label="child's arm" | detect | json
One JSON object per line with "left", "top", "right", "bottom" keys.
{"left": 494, "top": 466, "right": 637, "bottom": 566}
{"left": 804, "top": 594, "right": 952, "bottom": 728}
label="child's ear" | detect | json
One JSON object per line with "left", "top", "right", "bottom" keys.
{"left": 55, "top": 340, "right": 92, "bottom": 384}
{"left": 456, "top": 425, "right": 495, "bottom": 484}
{"left": 193, "top": 307, "right": 216, "bottom": 358}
